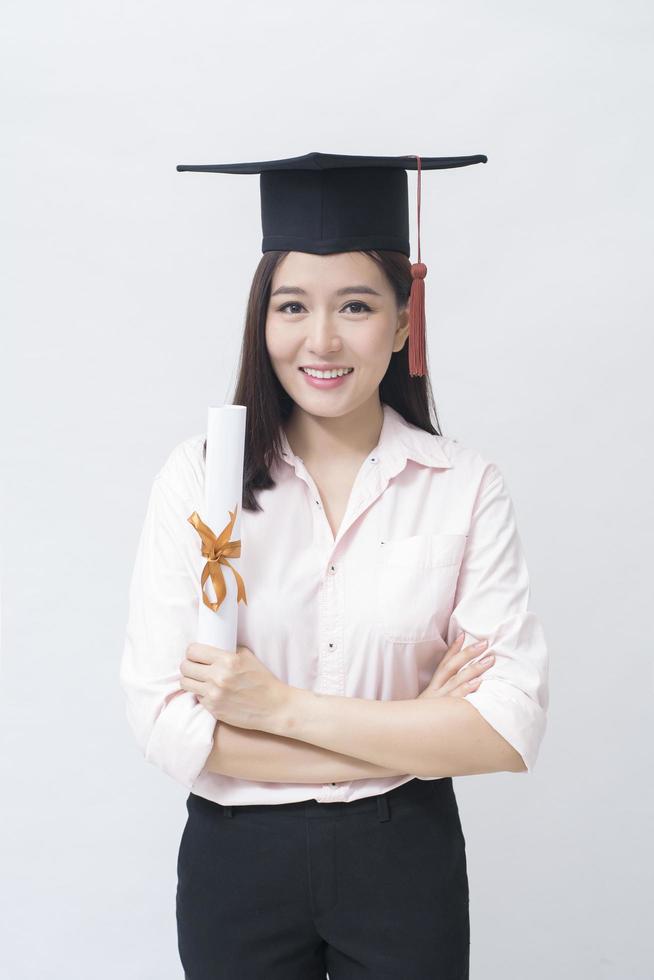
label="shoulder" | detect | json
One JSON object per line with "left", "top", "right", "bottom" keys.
{"left": 427, "top": 431, "right": 503, "bottom": 492}
{"left": 154, "top": 431, "right": 206, "bottom": 504}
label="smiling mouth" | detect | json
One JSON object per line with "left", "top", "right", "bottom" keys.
{"left": 299, "top": 367, "right": 355, "bottom": 377}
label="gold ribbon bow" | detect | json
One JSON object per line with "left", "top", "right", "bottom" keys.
{"left": 187, "top": 504, "right": 248, "bottom": 613}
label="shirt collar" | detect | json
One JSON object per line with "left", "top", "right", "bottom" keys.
{"left": 277, "top": 402, "right": 453, "bottom": 471}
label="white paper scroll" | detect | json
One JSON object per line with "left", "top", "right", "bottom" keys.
{"left": 195, "top": 404, "right": 247, "bottom": 653}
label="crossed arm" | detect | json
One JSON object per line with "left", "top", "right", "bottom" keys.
{"left": 206, "top": 722, "right": 406, "bottom": 782}
{"left": 205, "top": 691, "right": 526, "bottom": 782}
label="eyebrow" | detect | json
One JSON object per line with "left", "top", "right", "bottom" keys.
{"left": 270, "top": 284, "right": 382, "bottom": 298}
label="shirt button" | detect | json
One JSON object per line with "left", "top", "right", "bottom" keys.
{"left": 329, "top": 564, "right": 336, "bottom": 573}
{"left": 328, "top": 641, "right": 337, "bottom": 649}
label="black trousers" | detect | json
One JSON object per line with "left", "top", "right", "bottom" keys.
{"left": 176, "top": 776, "right": 469, "bottom": 979}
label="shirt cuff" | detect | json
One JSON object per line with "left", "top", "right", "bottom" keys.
{"left": 461, "top": 676, "right": 547, "bottom": 773}
{"left": 143, "top": 691, "right": 218, "bottom": 789}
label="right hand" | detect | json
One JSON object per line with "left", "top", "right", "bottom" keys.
{"left": 417, "top": 632, "right": 495, "bottom": 700}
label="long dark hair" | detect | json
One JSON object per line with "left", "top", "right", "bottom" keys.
{"left": 204, "top": 249, "right": 444, "bottom": 513}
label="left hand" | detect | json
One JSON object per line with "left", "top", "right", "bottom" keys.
{"left": 179, "top": 642, "right": 291, "bottom": 732}
{"left": 418, "top": 632, "right": 494, "bottom": 700}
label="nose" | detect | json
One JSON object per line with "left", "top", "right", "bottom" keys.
{"left": 306, "top": 312, "right": 342, "bottom": 355}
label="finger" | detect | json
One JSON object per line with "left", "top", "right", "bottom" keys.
{"left": 433, "top": 636, "right": 488, "bottom": 687}
{"left": 434, "top": 632, "right": 467, "bottom": 676}
{"left": 179, "top": 675, "right": 206, "bottom": 696}
{"left": 439, "top": 653, "right": 495, "bottom": 697}
{"left": 446, "top": 653, "right": 495, "bottom": 697}
{"left": 180, "top": 658, "right": 211, "bottom": 681}
{"left": 452, "top": 638, "right": 491, "bottom": 672}
{"left": 186, "top": 642, "right": 224, "bottom": 664}
{"left": 443, "top": 631, "right": 467, "bottom": 661}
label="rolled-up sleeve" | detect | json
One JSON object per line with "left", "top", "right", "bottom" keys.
{"left": 119, "top": 463, "right": 217, "bottom": 789}
{"left": 449, "top": 463, "right": 549, "bottom": 774}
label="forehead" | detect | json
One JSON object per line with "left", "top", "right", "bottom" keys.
{"left": 271, "top": 251, "right": 387, "bottom": 291}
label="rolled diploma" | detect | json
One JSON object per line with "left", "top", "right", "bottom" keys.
{"left": 196, "top": 404, "right": 247, "bottom": 653}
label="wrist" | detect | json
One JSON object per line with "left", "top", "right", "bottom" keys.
{"left": 270, "top": 684, "right": 315, "bottom": 739}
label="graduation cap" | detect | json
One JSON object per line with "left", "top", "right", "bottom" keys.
{"left": 176, "top": 151, "right": 488, "bottom": 376}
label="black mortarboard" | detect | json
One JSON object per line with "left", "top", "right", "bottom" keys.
{"left": 176, "top": 151, "right": 487, "bottom": 376}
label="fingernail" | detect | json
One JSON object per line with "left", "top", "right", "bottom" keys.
{"left": 456, "top": 630, "right": 465, "bottom": 642}
{"left": 472, "top": 639, "right": 488, "bottom": 650}
{"left": 480, "top": 654, "right": 494, "bottom": 664}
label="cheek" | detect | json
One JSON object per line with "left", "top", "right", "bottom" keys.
{"left": 354, "top": 323, "right": 394, "bottom": 367}
{"left": 265, "top": 322, "right": 296, "bottom": 365}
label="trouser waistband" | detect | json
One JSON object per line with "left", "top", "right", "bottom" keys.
{"left": 194, "top": 777, "right": 452, "bottom": 823}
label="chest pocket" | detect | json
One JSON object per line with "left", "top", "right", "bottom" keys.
{"left": 375, "top": 532, "right": 467, "bottom": 643}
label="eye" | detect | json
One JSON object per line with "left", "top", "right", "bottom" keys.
{"left": 342, "top": 301, "right": 372, "bottom": 314}
{"left": 277, "top": 301, "right": 305, "bottom": 314}
{"left": 276, "top": 301, "right": 373, "bottom": 315}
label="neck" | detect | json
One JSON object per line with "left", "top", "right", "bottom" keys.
{"left": 284, "top": 396, "right": 384, "bottom": 466}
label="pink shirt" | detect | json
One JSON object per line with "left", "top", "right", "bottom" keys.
{"left": 120, "top": 403, "right": 549, "bottom": 804}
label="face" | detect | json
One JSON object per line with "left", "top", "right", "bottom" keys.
{"left": 265, "top": 251, "right": 409, "bottom": 419}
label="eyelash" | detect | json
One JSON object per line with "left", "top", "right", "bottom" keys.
{"left": 277, "top": 301, "right": 373, "bottom": 315}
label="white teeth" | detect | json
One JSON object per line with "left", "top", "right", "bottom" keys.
{"left": 301, "top": 367, "right": 354, "bottom": 379}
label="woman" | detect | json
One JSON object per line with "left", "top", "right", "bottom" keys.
{"left": 120, "top": 153, "right": 549, "bottom": 979}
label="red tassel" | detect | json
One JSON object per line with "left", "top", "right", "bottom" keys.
{"left": 409, "top": 262, "right": 427, "bottom": 376}
{"left": 408, "top": 154, "right": 428, "bottom": 377}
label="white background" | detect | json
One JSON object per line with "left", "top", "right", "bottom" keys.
{"left": 1, "top": 1, "right": 652, "bottom": 977}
